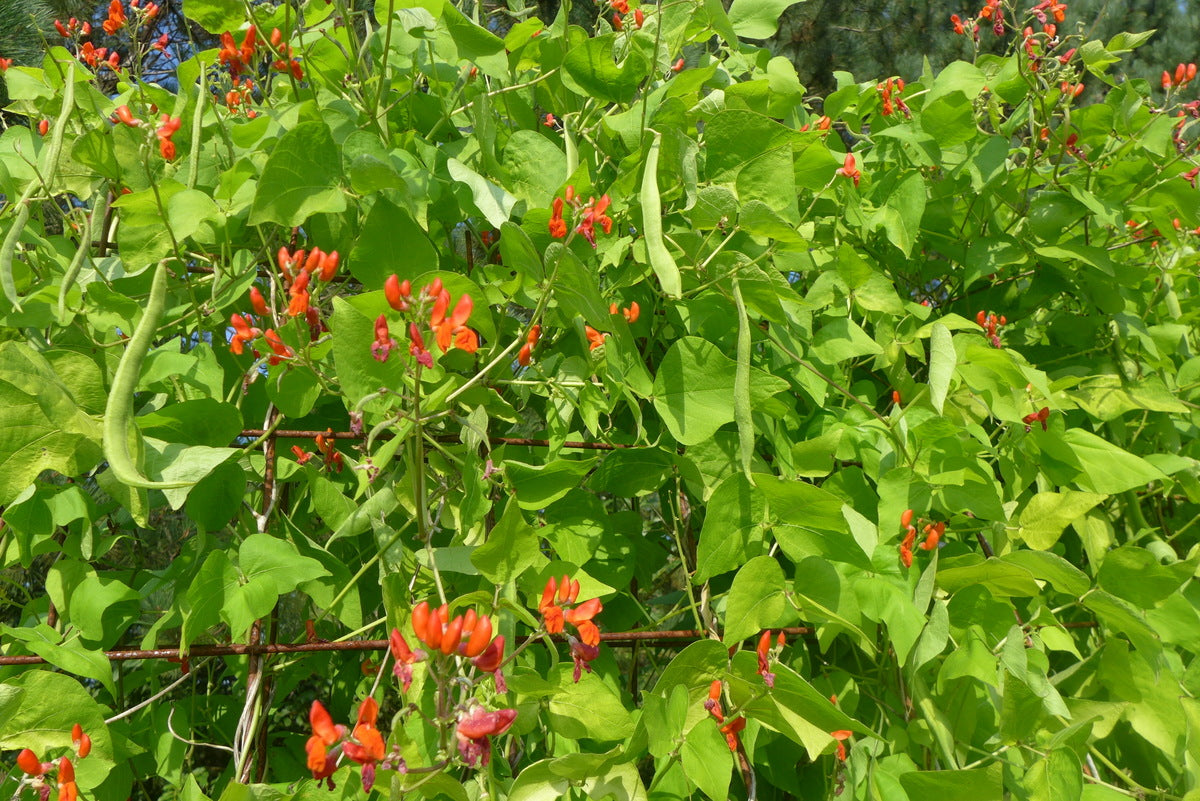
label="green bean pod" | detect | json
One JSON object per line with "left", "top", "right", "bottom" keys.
{"left": 57, "top": 190, "right": 109, "bottom": 321}
{"left": 1, "top": 63, "right": 78, "bottom": 310}
{"left": 102, "top": 261, "right": 191, "bottom": 489}
{"left": 0, "top": 196, "right": 33, "bottom": 310}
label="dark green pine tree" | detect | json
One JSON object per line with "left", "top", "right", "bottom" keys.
{"left": 768, "top": 0, "right": 1200, "bottom": 96}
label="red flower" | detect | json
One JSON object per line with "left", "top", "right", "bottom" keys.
{"left": 342, "top": 697, "right": 386, "bottom": 791}
{"left": 609, "top": 300, "right": 639, "bottom": 323}
{"left": 291, "top": 445, "right": 314, "bottom": 465}
{"left": 756, "top": 630, "right": 784, "bottom": 688}
{"left": 156, "top": 114, "right": 181, "bottom": 161}
{"left": 408, "top": 323, "right": 433, "bottom": 367}
{"left": 57, "top": 757, "right": 78, "bottom": 801}
{"left": 472, "top": 634, "right": 507, "bottom": 691}
{"left": 549, "top": 196, "right": 567, "bottom": 238}
{"left": 611, "top": 0, "right": 630, "bottom": 12}
{"left": 575, "top": 195, "right": 613, "bottom": 247}
{"left": 371, "top": 314, "right": 395, "bottom": 362}
{"left": 38, "top": 119, "right": 49, "bottom": 136}
{"left": 16, "top": 749, "right": 43, "bottom": 776}
{"left": 431, "top": 291, "right": 479, "bottom": 354}
{"left": 102, "top": 0, "right": 126, "bottom": 34}
{"left": 704, "top": 681, "right": 745, "bottom": 752}
{"left": 71, "top": 724, "right": 91, "bottom": 758}
{"left": 114, "top": 105, "right": 140, "bottom": 127}
{"left": 263, "top": 329, "right": 294, "bottom": 364}
{"left": 635, "top": 8, "right": 644, "bottom": 27}
{"left": 831, "top": 730, "right": 852, "bottom": 761}
{"left": 585, "top": 325, "right": 606, "bottom": 351}
{"left": 0, "top": 58, "right": 12, "bottom": 71}
{"left": 389, "top": 628, "right": 426, "bottom": 693}
{"left": 950, "top": 13, "right": 964, "bottom": 34}
{"left": 229, "top": 313, "right": 261, "bottom": 355}
{"left": 249, "top": 286, "right": 269, "bottom": 316}
{"left": 836, "top": 153, "right": 861, "bottom": 186}
{"left": 385, "top": 274, "right": 410, "bottom": 311}
{"left": 455, "top": 704, "right": 517, "bottom": 768}
{"left": 305, "top": 701, "right": 346, "bottom": 781}
{"left": 544, "top": 113, "right": 556, "bottom": 127}
{"left": 569, "top": 635, "right": 599, "bottom": 682}
{"left": 540, "top": 575, "right": 603, "bottom": 649}
{"left": 287, "top": 269, "right": 310, "bottom": 317}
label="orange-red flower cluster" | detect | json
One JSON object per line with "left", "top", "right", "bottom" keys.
{"left": 609, "top": 301, "right": 639, "bottom": 323}
{"left": 585, "top": 325, "right": 606, "bottom": 351}
{"left": 518, "top": 324, "right": 541, "bottom": 366}
{"left": 575, "top": 194, "right": 613, "bottom": 247}
{"left": 549, "top": 196, "right": 567, "bottom": 238}
{"left": 306, "top": 699, "right": 386, "bottom": 790}
{"left": 78, "top": 42, "right": 120, "bottom": 70}
{"left": 218, "top": 26, "right": 257, "bottom": 77}
{"left": 156, "top": 114, "right": 181, "bottom": 161}
{"left": 102, "top": 0, "right": 127, "bottom": 34}
{"left": 705, "top": 681, "right": 746, "bottom": 752}
{"left": 831, "top": 730, "right": 853, "bottom": 761}
{"left": 229, "top": 313, "right": 261, "bottom": 355}
{"left": 277, "top": 246, "right": 339, "bottom": 318}
{"left": 0, "top": 57, "right": 11, "bottom": 71}
{"left": 877, "top": 77, "right": 909, "bottom": 117}
{"left": 377, "top": 276, "right": 480, "bottom": 365}
{"left": 1030, "top": 0, "right": 1067, "bottom": 24}
{"left": 976, "top": 309, "right": 1005, "bottom": 348}
{"left": 899, "top": 509, "right": 945, "bottom": 568}
{"left": 408, "top": 601, "right": 507, "bottom": 689}
{"left": 455, "top": 703, "right": 518, "bottom": 768}
{"left": 269, "top": 27, "right": 303, "bottom": 79}
{"left": 15, "top": 724, "right": 91, "bottom": 801}
{"left": 54, "top": 18, "right": 91, "bottom": 38}
{"left": 1022, "top": 406, "right": 1051, "bottom": 431}
{"left": 756, "top": 630, "right": 785, "bottom": 688}
{"left": 1162, "top": 62, "right": 1197, "bottom": 90}
{"left": 836, "top": 153, "right": 861, "bottom": 186}
{"left": 539, "top": 575, "right": 603, "bottom": 679}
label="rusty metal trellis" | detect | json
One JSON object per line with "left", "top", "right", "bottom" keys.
{"left": 0, "top": 622, "right": 1099, "bottom": 667}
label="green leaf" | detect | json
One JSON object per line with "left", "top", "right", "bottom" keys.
{"left": 1018, "top": 490, "right": 1106, "bottom": 550}
{"left": 936, "top": 558, "right": 1041, "bottom": 597}
{"left": 652, "top": 337, "right": 788, "bottom": 445}
{"left": 0, "top": 342, "right": 101, "bottom": 505}
{"left": 0, "top": 625, "right": 116, "bottom": 696}
{"left": 727, "top": 0, "right": 804, "bottom": 39}
{"left": 1025, "top": 748, "right": 1084, "bottom": 801}
{"left": 248, "top": 121, "right": 347, "bottom": 227}
{"left": 561, "top": 30, "right": 650, "bottom": 104}
{"left": 546, "top": 665, "right": 635, "bottom": 741}
{"left": 501, "top": 131, "right": 565, "bottom": 210}
{"left": 874, "top": 172, "right": 926, "bottom": 256}
{"left": 928, "top": 323, "right": 955, "bottom": 414}
{"left": 728, "top": 653, "right": 866, "bottom": 757}
{"left": 1096, "top": 545, "right": 1199, "bottom": 608}
{"left": 0, "top": 669, "right": 113, "bottom": 772}
{"left": 681, "top": 718, "right": 733, "bottom": 801}
{"left": 694, "top": 474, "right": 766, "bottom": 582}
{"left": 723, "top": 556, "right": 789, "bottom": 644}
{"left": 447, "top": 158, "right": 517, "bottom": 228}
{"left": 899, "top": 765, "right": 1003, "bottom": 801}
{"left": 1060, "top": 429, "right": 1166, "bottom": 494}
{"left": 810, "top": 318, "right": 884, "bottom": 363}
{"left": 136, "top": 399, "right": 243, "bottom": 447}
{"left": 182, "top": 0, "right": 245, "bottom": 33}
{"left": 505, "top": 458, "right": 597, "bottom": 509}
{"left": 347, "top": 197, "right": 440, "bottom": 288}
{"left": 757, "top": 476, "right": 870, "bottom": 569}
{"left": 472, "top": 499, "right": 545, "bottom": 582}
{"left": 239, "top": 534, "right": 330, "bottom": 596}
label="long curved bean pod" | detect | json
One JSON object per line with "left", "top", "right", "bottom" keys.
{"left": 102, "top": 261, "right": 192, "bottom": 489}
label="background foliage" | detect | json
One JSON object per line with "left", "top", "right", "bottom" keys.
{"left": 2, "top": 0, "right": 1200, "bottom": 800}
